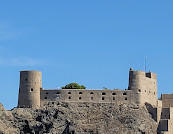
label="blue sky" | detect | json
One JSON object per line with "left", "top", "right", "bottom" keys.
{"left": 0, "top": 1, "right": 173, "bottom": 109}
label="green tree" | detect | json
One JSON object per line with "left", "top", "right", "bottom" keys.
{"left": 62, "top": 83, "right": 86, "bottom": 89}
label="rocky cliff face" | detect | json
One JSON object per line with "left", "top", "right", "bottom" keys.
{"left": 0, "top": 102, "right": 157, "bottom": 134}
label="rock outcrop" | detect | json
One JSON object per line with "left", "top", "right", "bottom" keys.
{"left": 0, "top": 102, "right": 157, "bottom": 134}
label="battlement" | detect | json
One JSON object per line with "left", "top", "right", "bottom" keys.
{"left": 129, "top": 68, "right": 157, "bottom": 80}
{"left": 145, "top": 71, "right": 157, "bottom": 79}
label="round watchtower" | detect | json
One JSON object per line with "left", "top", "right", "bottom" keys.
{"left": 128, "top": 70, "right": 145, "bottom": 92}
{"left": 128, "top": 70, "right": 146, "bottom": 105}
{"left": 128, "top": 68, "right": 158, "bottom": 106}
{"left": 18, "top": 71, "right": 42, "bottom": 108}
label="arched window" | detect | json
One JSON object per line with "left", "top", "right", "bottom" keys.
{"left": 123, "top": 92, "right": 127, "bottom": 95}
{"left": 102, "top": 97, "right": 105, "bottom": 100}
{"left": 113, "top": 97, "right": 115, "bottom": 100}
{"left": 125, "top": 97, "right": 127, "bottom": 100}
{"left": 102, "top": 92, "right": 106, "bottom": 95}
{"left": 31, "top": 88, "right": 33, "bottom": 92}
{"left": 68, "top": 96, "right": 71, "bottom": 99}
{"left": 112, "top": 93, "right": 116, "bottom": 95}
{"left": 79, "top": 92, "right": 83, "bottom": 94}
{"left": 90, "top": 92, "right": 94, "bottom": 94}
{"left": 68, "top": 92, "right": 71, "bottom": 94}
{"left": 45, "top": 97, "right": 47, "bottom": 99}
{"left": 79, "top": 97, "right": 81, "bottom": 100}
{"left": 91, "top": 97, "right": 93, "bottom": 100}
{"left": 46, "top": 92, "right": 49, "bottom": 94}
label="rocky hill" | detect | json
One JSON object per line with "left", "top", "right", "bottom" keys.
{"left": 0, "top": 102, "right": 158, "bottom": 134}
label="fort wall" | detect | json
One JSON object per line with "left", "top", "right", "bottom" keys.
{"left": 40, "top": 89, "right": 131, "bottom": 107}
{"left": 161, "top": 94, "right": 173, "bottom": 108}
{"left": 17, "top": 69, "right": 158, "bottom": 108}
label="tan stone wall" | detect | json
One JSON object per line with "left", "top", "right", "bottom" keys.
{"left": 161, "top": 94, "right": 173, "bottom": 108}
{"left": 18, "top": 71, "right": 42, "bottom": 108}
{"left": 158, "top": 107, "right": 173, "bottom": 134}
{"left": 157, "top": 100, "right": 162, "bottom": 122}
{"left": 40, "top": 89, "right": 131, "bottom": 106}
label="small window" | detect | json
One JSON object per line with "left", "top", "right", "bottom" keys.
{"left": 31, "top": 88, "right": 33, "bottom": 92}
{"left": 91, "top": 97, "right": 93, "bottom": 100}
{"left": 145, "top": 90, "right": 146, "bottom": 92}
{"left": 79, "top": 92, "right": 83, "bottom": 94}
{"left": 90, "top": 92, "right": 94, "bottom": 94}
{"left": 112, "top": 93, "right": 116, "bottom": 95}
{"left": 102, "top": 97, "right": 104, "bottom": 100}
{"left": 113, "top": 97, "right": 115, "bottom": 100}
{"left": 26, "top": 79, "right": 28, "bottom": 82}
{"left": 102, "top": 92, "right": 106, "bottom": 95}
{"left": 123, "top": 92, "right": 127, "bottom": 95}
{"left": 154, "top": 92, "right": 155, "bottom": 95}
{"left": 125, "top": 97, "right": 127, "bottom": 100}
{"left": 46, "top": 92, "right": 49, "bottom": 94}
{"left": 19, "top": 89, "right": 20, "bottom": 92}
{"left": 138, "top": 89, "right": 141, "bottom": 92}
{"left": 56, "top": 92, "right": 60, "bottom": 94}
{"left": 57, "top": 96, "right": 60, "bottom": 99}
{"left": 68, "top": 92, "right": 71, "bottom": 94}
{"left": 45, "top": 97, "right": 47, "bottom": 99}
{"left": 79, "top": 97, "right": 81, "bottom": 100}
{"left": 68, "top": 96, "right": 71, "bottom": 99}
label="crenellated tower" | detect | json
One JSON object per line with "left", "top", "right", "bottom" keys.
{"left": 18, "top": 71, "right": 42, "bottom": 108}
{"left": 128, "top": 68, "right": 157, "bottom": 106}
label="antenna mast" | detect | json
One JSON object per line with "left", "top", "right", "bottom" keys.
{"left": 145, "top": 56, "right": 147, "bottom": 72}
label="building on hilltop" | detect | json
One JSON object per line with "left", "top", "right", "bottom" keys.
{"left": 18, "top": 68, "right": 158, "bottom": 108}
{"left": 17, "top": 68, "right": 173, "bottom": 133}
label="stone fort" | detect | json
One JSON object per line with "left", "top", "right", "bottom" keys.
{"left": 17, "top": 68, "right": 173, "bottom": 134}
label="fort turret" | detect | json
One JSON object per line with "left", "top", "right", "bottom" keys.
{"left": 17, "top": 71, "right": 42, "bottom": 108}
{"left": 128, "top": 68, "right": 157, "bottom": 106}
